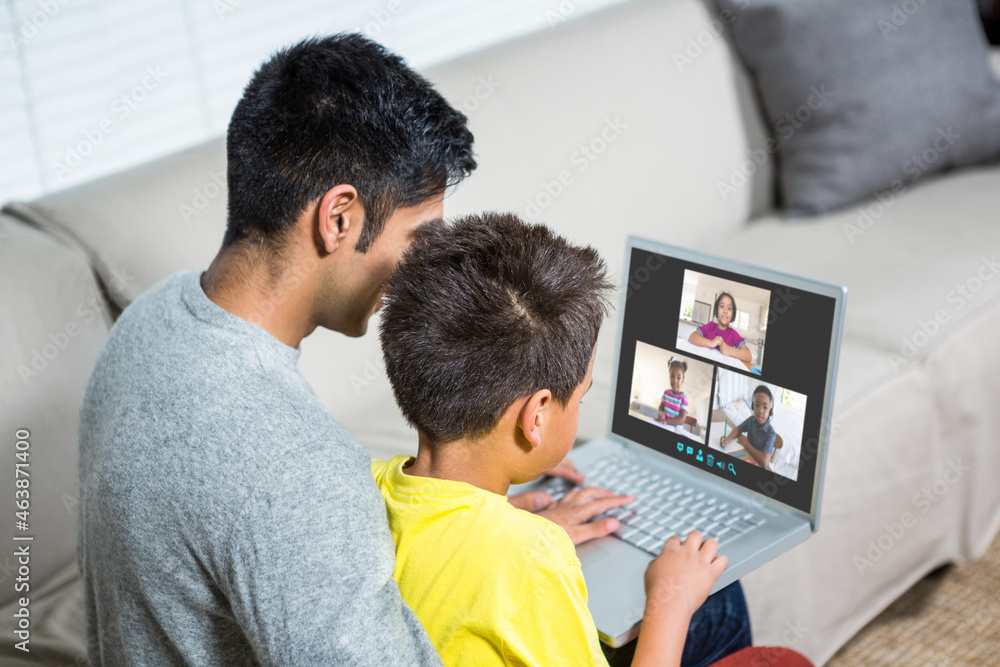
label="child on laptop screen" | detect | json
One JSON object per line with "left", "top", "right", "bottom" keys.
{"left": 374, "top": 212, "right": 727, "bottom": 666}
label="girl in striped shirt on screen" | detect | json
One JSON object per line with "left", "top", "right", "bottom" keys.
{"left": 657, "top": 358, "right": 689, "bottom": 426}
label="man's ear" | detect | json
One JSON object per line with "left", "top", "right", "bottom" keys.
{"left": 517, "top": 389, "right": 552, "bottom": 450}
{"left": 317, "top": 184, "right": 360, "bottom": 254}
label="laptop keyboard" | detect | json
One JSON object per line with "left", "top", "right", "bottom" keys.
{"left": 539, "top": 456, "right": 765, "bottom": 556}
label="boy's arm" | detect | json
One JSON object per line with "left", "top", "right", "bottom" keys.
{"left": 740, "top": 438, "right": 773, "bottom": 469}
{"left": 631, "top": 606, "right": 690, "bottom": 666}
{"left": 721, "top": 425, "right": 742, "bottom": 446}
{"left": 632, "top": 531, "right": 727, "bottom": 667}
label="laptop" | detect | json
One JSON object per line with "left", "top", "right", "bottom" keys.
{"left": 510, "top": 236, "right": 846, "bottom": 647}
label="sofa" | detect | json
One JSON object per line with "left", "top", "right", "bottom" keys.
{"left": 3, "top": 0, "right": 999, "bottom": 664}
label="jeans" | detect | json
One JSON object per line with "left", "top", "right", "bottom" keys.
{"left": 602, "top": 582, "right": 752, "bottom": 667}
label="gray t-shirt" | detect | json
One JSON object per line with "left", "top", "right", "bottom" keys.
{"left": 77, "top": 271, "right": 440, "bottom": 666}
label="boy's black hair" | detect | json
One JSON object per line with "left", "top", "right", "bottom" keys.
{"left": 715, "top": 292, "right": 737, "bottom": 320}
{"left": 379, "top": 212, "right": 613, "bottom": 444}
{"left": 752, "top": 385, "right": 774, "bottom": 421}
{"left": 224, "top": 33, "right": 476, "bottom": 251}
{"left": 668, "top": 357, "right": 688, "bottom": 375}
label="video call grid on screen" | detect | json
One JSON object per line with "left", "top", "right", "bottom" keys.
{"left": 610, "top": 247, "right": 837, "bottom": 514}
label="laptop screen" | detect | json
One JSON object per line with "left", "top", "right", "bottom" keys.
{"left": 610, "top": 241, "right": 844, "bottom": 516}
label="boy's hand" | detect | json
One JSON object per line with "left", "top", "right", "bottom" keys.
{"left": 644, "top": 531, "right": 727, "bottom": 620}
{"left": 631, "top": 532, "right": 726, "bottom": 666}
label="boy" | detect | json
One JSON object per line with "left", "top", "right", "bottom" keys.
{"left": 374, "top": 212, "right": 728, "bottom": 666}
{"left": 720, "top": 385, "right": 776, "bottom": 469}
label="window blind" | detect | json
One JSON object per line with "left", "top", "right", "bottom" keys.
{"left": 1, "top": 0, "right": 631, "bottom": 204}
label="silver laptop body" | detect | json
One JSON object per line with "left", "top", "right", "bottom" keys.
{"left": 512, "top": 236, "right": 846, "bottom": 647}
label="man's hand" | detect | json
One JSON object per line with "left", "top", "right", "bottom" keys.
{"left": 506, "top": 456, "right": 584, "bottom": 516}
{"left": 528, "top": 486, "right": 633, "bottom": 545}
{"left": 546, "top": 458, "right": 585, "bottom": 485}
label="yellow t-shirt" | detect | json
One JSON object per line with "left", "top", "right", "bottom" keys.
{"left": 372, "top": 456, "right": 609, "bottom": 667}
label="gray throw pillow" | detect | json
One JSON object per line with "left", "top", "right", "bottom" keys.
{"left": 717, "top": 0, "right": 1000, "bottom": 216}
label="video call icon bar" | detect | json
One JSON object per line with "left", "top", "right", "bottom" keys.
{"left": 676, "top": 442, "right": 737, "bottom": 476}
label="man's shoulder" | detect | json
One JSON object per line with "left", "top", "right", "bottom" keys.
{"left": 114, "top": 271, "right": 192, "bottom": 321}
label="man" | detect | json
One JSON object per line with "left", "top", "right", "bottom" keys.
{"left": 77, "top": 34, "right": 628, "bottom": 665}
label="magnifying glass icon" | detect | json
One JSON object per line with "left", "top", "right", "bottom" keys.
{"left": 728, "top": 463, "right": 737, "bottom": 475}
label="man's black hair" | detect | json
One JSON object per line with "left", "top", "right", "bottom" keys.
{"left": 379, "top": 212, "right": 613, "bottom": 444}
{"left": 752, "top": 385, "right": 774, "bottom": 421}
{"left": 224, "top": 33, "right": 476, "bottom": 251}
{"left": 714, "top": 292, "right": 737, "bottom": 320}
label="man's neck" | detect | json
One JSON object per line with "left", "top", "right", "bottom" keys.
{"left": 201, "top": 242, "right": 317, "bottom": 348}
{"left": 405, "top": 432, "right": 515, "bottom": 496}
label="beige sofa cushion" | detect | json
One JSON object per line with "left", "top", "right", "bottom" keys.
{"left": 711, "top": 165, "right": 1000, "bottom": 394}
{"left": 707, "top": 164, "right": 1000, "bottom": 662}
{"left": 8, "top": 140, "right": 228, "bottom": 309}
{"left": 435, "top": 0, "right": 775, "bottom": 256}
{"left": 0, "top": 214, "right": 110, "bottom": 609}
